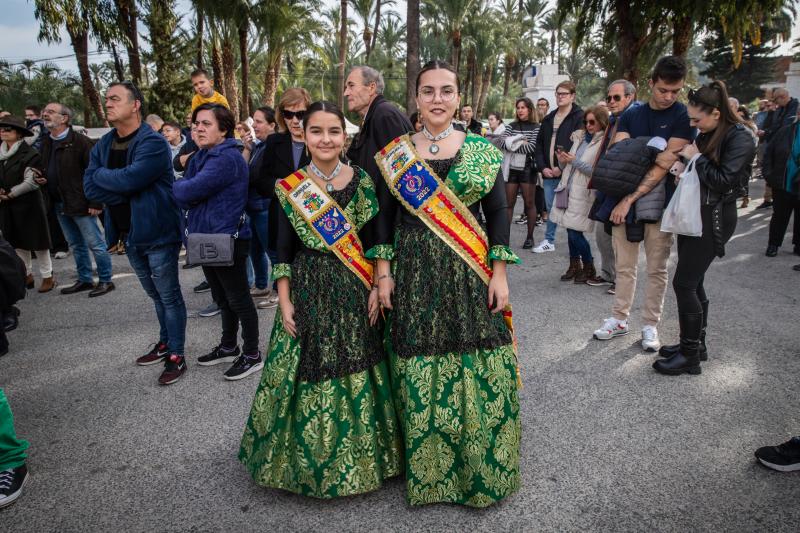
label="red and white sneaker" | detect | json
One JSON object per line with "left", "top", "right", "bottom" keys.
{"left": 158, "top": 354, "right": 187, "bottom": 385}
{"left": 593, "top": 317, "right": 629, "bottom": 340}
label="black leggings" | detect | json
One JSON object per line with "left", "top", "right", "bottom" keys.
{"left": 506, "top": 174, "right": 537, "bottom": 240}
{"left": 768, "top": 188, "right": 800, "bottom": 248}
{"left": 202, "top": 239, "right": 259, "bottom": 354}
{"left": 672, "top": 203, "right": 737, "bottom": 322}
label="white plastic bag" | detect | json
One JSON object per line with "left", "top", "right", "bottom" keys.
{"left": 661, "top": 154, "right": 702, "bottom": 237}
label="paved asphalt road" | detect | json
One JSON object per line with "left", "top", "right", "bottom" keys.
{"left": 1, "top": 181, "right": 798, "bottom": 532}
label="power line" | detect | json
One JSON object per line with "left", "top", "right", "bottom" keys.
{"left": 0, "top": 51, "right": 109, "bottom": 67}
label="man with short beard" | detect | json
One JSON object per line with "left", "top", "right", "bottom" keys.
{"left": 84, "top": 82, "right": 187, "bottom": 385}
{"left": 40, "top": 102, "right": 114, "bottom": 297}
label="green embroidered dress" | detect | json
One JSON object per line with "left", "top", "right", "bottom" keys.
{"left": 239, "top": 168, "right": 403, "bottom": 498}
{"left": 369, "top": 133, "right": 522, "bottom": 508}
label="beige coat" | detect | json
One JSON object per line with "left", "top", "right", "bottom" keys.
{"left": 550, "top": 130, "right": 604, "bottom": 233}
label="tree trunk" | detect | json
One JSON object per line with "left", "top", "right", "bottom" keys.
{"left": 196, "top": 8, "right": 204, "bottom": 70}
{"left": 211, "top": 37, "right": 225, "bottom": 91}
{"left": 468, "top": 47, "right": 478, "bottom": 108}
{"left": 221, "top": 34, "right": 240, "bottom": 119}
{"left": 70, "top": 28, "right": 104, "bottom": 126}
{"left": 477, "top": 64, "right": 491, "bottom": 118}
{"left": 263, "top": 49, "right": 283, "bottom": 108}
{"left": 370, "top": 0, "right": 382, "bottom": 56}
{"left": 406, "top": 0, "right": 420, "bottom": 113}
{"left": 338, "top": 0, "right": 348, "bottom": 109}
{"left": 672, "top": 15, "right": 693, "bottom": 57}
{"left": 614, "top": 0, "right": 654, "bottom": 85}
{"left": 239, "top": 22, "right": 249, "bottom": 118}
{"left": 503, "top": 54, "right": 514, "bottom": 97}
{"left": 111, "top": 42, "right": 125, "bottom": 81}
{"left": 364, "top": 28, "right": 373, "bottom": 63}
{"left": 450, "top": 30, "right": 462, "bottom": 71}
{"left": 116, "top": 0, "right": 142, "bottom": 85}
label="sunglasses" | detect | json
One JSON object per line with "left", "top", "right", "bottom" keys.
{"left": 0, "top": 127, "right": 14, "bottom": 132}
{"left": 282, "top": 109, "right": 306, "bottom": 121}
{"left": 605, "top": 94, "right": 623, "bottom": 103}
{"left": 584, "top": 119, "right": 597, "bottom": 126}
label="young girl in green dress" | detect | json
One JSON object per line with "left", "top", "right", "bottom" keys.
{"left": 239, "top": 101, "right": 402, "bottom": 498}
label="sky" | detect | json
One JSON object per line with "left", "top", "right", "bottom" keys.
{"left": 2, "top": 0, "right": 798, "bottom": 75}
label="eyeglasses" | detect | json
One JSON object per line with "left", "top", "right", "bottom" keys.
{"left": 584, "top": 119, "right": 597, "bottom": 126}
{"left": 556, "top": 91, "right": 573, "bottom": 97}
{"left": 418, "top": 86, "right": 458, "bottom": 103}
{"left": 282, "top": 109, "right": 305, "bottom": 121}
{"left": 605, "top": 94, "right": 623, "bottom": 103}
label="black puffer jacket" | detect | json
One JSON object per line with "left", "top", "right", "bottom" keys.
{"left": 694, "top": 124, "right": 757, "bottom": 205}
{"left": 591, "top": 136, "right": 662, "bottom": 197}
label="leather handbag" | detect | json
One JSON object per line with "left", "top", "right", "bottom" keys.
{"left": 185, "top": 212, "right": 245, "bottom": 267}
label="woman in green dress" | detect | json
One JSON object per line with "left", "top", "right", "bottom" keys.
{"left": 371, "top": 60, "right": 522, "bottom": 507}
{"left": 239, "top": 101, "right": 402, "bottom": 498}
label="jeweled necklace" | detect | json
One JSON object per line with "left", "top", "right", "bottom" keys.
{"left": 422, "top": 123, "right": 454, "bottom": 154}
{"left": 309, "top": 160, "right": 343, "bottom": 193}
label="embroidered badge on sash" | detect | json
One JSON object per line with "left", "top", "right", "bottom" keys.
{"left": 278, "top": 170, "right": 373, "bottom": 289}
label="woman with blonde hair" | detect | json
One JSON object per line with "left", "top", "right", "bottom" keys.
{"left": 251, "top": 88, "right": 312, "bottom": 273}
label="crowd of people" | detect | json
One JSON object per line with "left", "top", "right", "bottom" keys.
{"left": 1, "top": 54, "right": 799, "bottom": 510}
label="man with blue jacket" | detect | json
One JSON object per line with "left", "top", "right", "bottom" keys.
{"left": 84, "top": 81, "right": 187, "bottom": 386}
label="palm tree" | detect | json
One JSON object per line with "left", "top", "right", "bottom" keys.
{"left": 406, "top": 0, "right": 420, "bottom": 113}
{"left": 33, "top": 0, "right": 122, "bottom": 125}
{"left": 114, "top": 0, "right": 142, "bottom": 84}
{"left": 422, "top": 0, "right": 476, "bottom": 71}
{"left": 252, "top": 0, "right": 320, "bottom": 107}
{"left": 338, "top": 0, "right": 348, "bottom": 108}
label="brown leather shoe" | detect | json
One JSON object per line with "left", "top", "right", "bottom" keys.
{"left": 38, "top": 276, "right": 57, "bottom": 293}
{"left": 560, "top": 257, "right": 582, "bottom": 281}
{"left": 25, "top": 274, "right": 34, "bottom": 289}
{"left": 575, "top": 262, "right": 596, "bottom": 284}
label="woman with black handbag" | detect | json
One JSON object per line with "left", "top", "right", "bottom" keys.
{"left": 173, "top": 103, "right": 262, "bottom": 381}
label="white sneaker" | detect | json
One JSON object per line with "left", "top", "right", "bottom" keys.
{"left": 257, "top": 293, "right": 279, "bottom": 309}
{"left": 532, "top": 240, "right": 555, "bottom": 253}
{"left": 641, "top": 325, "right": 660, "bottom": 352}
{"left": 593, "top": 317, "right": 629, "bottom": 340}
{"left": 54, "top": 251, "right": 69, "bottom": 259}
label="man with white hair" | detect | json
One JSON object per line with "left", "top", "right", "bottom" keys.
{"left": 344, "top": 65, "right": 413, "bottom": 190}
{"left": 40, "top": 102, "right": 115, "bottom": 297}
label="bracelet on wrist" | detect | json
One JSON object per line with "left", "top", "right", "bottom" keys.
{"left": 378, "top": 274, "right": 393, "bottom": 281}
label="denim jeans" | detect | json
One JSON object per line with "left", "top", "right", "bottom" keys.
{"left": 126, "top": 242, "right": 186, "bottom": 355}
{"left": 55, "top": 202, "right": 113, "bottom": 283}
{"left": 567, "top": 229, "right": 593, "bottom": 263}
{"left": 543, "top": 178, "right": 558, "bottom": 243}
{"left": 249, "top": 203, "right": 277, "bottom": 289}
{"left": 247, "top": 209, "right": 269, "bottom": 289}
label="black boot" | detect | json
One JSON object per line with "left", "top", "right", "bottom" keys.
{"left": 0, "top": 325, "right": 8, "bottom": 357}
{"left": 653, "top": 312, "right": 703, "bottom": 376}
{"left": 659, "top": 300, "right": 709, "bottom": 362}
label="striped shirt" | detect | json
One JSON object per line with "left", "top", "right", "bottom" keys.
{"left": 502, "top": 121, "right": 540, "bottom": 155}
